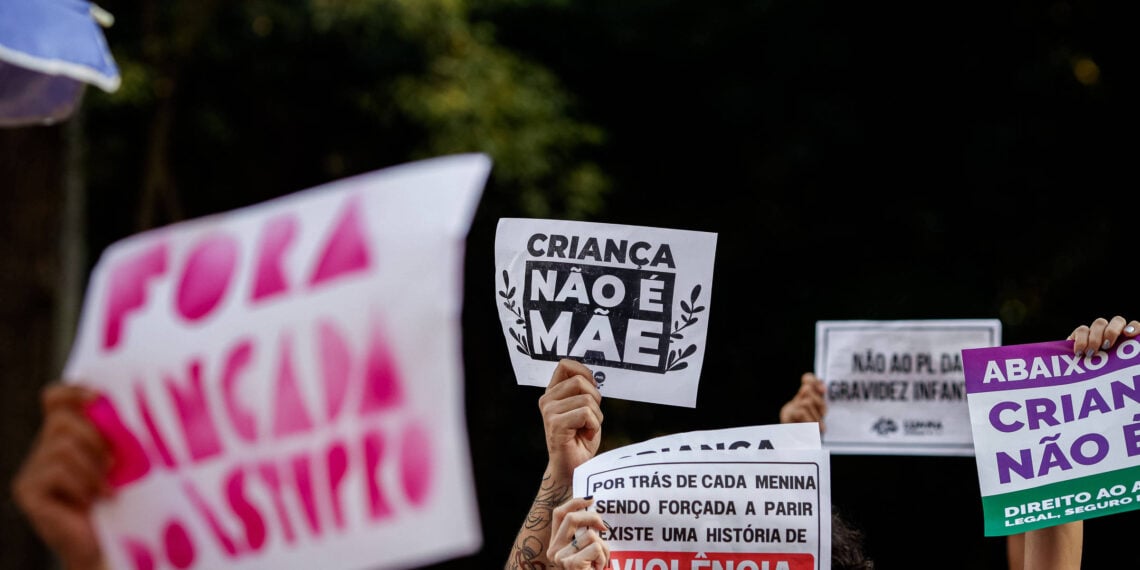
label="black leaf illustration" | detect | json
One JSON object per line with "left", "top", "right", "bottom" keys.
{"left": 507, "top": 287, "right": 516, "bottom": 297}
{"left": 516, "top": 345, "right": 529, "bottom": 356}
{"left": 499, "top": 291, "right": 510, "bottom": 298}
{"left": 664, "top": 283, "right": 707, "bottom": 373}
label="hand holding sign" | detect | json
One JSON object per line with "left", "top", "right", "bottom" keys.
{"left": 508, "top": 358, "right": 605, "bottom": 570}
{"left": 779, "top": 373, "right": 827, "bottom": 433}
{"left": 1067, "top": 315, "right": 1140, "bottom": 358}
{"left": 12, "top": 383, "right": 112, "bottom": 570}
{"left": 991, "top": 318, "right": 1131, "bottom": 570}
{"left": 541, "top": 358, "right": 604, "bottom": 482}
{"left": 549, "top": 496, "right": 610, "bottom": 570}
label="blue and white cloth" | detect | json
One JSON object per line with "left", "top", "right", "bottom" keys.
{"left": 0, "top": 0, "right": 120, "bottom": 126}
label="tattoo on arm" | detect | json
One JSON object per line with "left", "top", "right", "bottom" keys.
{"left": 510, "top": 536, "right": 548, "bottom": 570}
{"left": 506, "top": 473, "right": 572, "bottom": 570}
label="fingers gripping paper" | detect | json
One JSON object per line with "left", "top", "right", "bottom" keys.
{"left": 63, "top": 154, "right": 490, "bottom": 570}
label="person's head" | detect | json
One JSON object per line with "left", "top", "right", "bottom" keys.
{"left": 832, "top": 508, "right": 874, "bottom": 570}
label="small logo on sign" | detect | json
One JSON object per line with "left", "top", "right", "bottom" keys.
{"left": 871, "top": 417, "right": 898, "bottom": 436}
{"left": 903, "top": 419, "right": 943, "bottom": 436}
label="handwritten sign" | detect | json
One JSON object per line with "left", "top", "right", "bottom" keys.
{"left": 815, "top": 319, "right": 1001, "bottom": 456}
{"left": 63, "top": 154, "right": 490, "bottom": 569}
{"left": 575, "top": 425, "right": 831, "bottom": 570}
{"left": 494, "top": 218, "right": 717, "bottom": 407}
{"left": 963, "top": 338, "right": 1140, "bottom": 536}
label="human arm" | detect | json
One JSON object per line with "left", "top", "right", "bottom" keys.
{"left": 11, "top": 383, "right": 111, "bottom": 570}
{"left": 547, "top": 496, "right": 610, "bottom": 570}
{"left": 1006, "top": 531, "right": 1024, "bottom": 570}
{"left": 1013, "top": 521, "right": 1083, "bottom": 570}
{"left": 506, "top": 359, "right": 604, "bottom": 569}
{"left": 779, "top": 372, "right": 827, "bottom": 432}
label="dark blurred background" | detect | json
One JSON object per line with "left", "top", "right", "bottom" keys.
{"left": 2, "top": 1, "right": 1135, "bottom": 568}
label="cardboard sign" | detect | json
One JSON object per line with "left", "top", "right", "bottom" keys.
{"left": 963, "top": 338, "right": 1140, "bottom": 536}
{"left": 574, "top": 425, "right": 831, "bottom": 570}
{"left": 494, "top": 218, "right": 717, "bottom": 407}
{"left": 815, "top": 319, "right": 1001, "bottom": 456}
{"left": 63, "top": 154, "right": 490, "bottom": 569}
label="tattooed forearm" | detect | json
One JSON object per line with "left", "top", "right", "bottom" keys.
{"left": 508, "top": 536, "right": 548, "bottom": 570}
{"left": 507, "top": 472, "right": 574, "bottom": 570}
{"left": 525, "top": 475, "right": 572, "bottom": 531}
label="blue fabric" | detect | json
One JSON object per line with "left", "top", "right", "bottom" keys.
{"left": 0, "top": 60, "right": 84, "bottom": 125}
{"left": 0, "top": 0, "right": 119, "bottom": 126}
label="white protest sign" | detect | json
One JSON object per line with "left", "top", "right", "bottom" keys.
{"left": 494, "top": 218, "right": 717, "bottom": 407}
{"left": 63, "top": 154, "right": 490, "bottom": 570}
{"left": 575, "top": 425, "right": 831, "bottom": 570}
{"left": 815, "top": 319, "right": 1001, "bottom": 456}
{"left": 591, "top": 423, "right": 823, "bottom": 464}
{"left": 963, "top": 338, "right": 1140, "bottom": 536}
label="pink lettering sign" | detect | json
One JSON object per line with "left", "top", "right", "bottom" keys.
{"left": 64, "top": 154, "right": 491, "bottom": 570}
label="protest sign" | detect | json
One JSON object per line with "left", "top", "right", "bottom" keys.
{"left": 814, "top": 319, "right": 1000, "bottom": 456}
{"left": 494, "top": 218, "right": 717, "bottom": 407}
{"left": 963, "top": 337, "right": 1140, "bottom": 536}
{"left": 575, "top": 425, "right": 831, "bottom": 570}
{"left": 62, "top": 154, "right": 490, "bottom": 569}
{"left": 593, "top": 423, "right": 823, "bottom": 464}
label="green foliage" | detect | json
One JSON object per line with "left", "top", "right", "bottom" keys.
{"left": 312, "top": 0, "right": 608, "bottom": 218}
{"left": 86, "top": 0, "right": 607, "bottom": 222}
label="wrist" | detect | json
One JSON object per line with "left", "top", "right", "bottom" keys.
{"left": 531, "top": 464, "right": 574, "bottom": 513}
{"left": 544, "top": 461, "right": 575, "bottom": 487}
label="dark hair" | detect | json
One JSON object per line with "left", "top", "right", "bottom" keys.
{"left": 832, "top": 508, "right": 874, "bottom": 570}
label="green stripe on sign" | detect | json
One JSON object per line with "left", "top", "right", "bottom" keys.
{"left": 982, "top": 464, "right": 1140, "bottom": 536}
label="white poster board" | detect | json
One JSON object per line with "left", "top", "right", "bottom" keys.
{"left": 964, "top": 338, "right": 1140, "bottom": 536}
{"left": 494, "top": 218, "right": 717, "bottom": 408}
{"left": 815, "top": 319, "right": 1001, "bottom": 456}
{"left": 574, "top": 425, "right": 832, "bottom": 570}
{"left": 63, "top": 154, "right": 490, "bottom": 570}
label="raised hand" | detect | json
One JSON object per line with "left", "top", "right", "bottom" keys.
{"left": 780, "top": 372, "right": 827, "bottom": 432}
{"left": 12, "top": 383, "right": 111, "bottom": 570}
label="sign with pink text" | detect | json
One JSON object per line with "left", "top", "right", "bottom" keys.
{"left": 963, "top": 338, "right": 1140, "bottom": 536}
{"left": 494, "top": 218, "right": 717, "bottom": 407}
{"left": 62, "top": 154, "right": 490, "bottom": 570}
